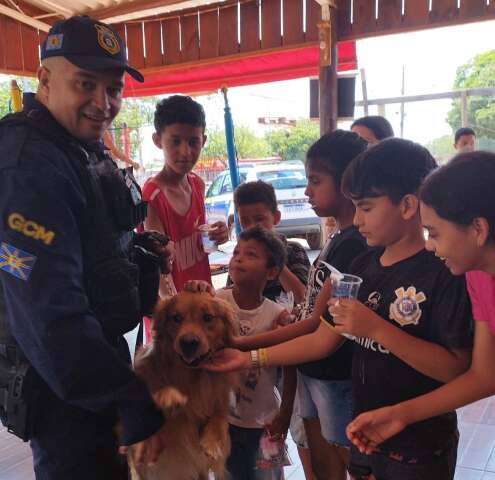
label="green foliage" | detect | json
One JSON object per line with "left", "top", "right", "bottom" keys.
{"left": 447, "top": 50, "right": 495, "bottom": 138}
{"left": 425, "top": 135, "right": 455, "bottom": 164}
{"left": 112, "top": 96, "right": 157, "bottom": 160}
{"left": 264, "top": 119, "right": 320, "bottom": 161}
{"left": 202, "top": 125, "right": 270, "bottom": 160}
{"left": 427, "top": 134, "right": 495, "bottom": 165}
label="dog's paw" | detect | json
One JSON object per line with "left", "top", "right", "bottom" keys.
{"left": 153, "top": 387, "right": 188, "bottom": 411}
{"left": 200, "top": 435, "right": 224, "bottom": 462}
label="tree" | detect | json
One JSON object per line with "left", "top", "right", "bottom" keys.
{"left": 265, "top": 119, "right": 320, "bottom": 161}
{"left": 202, "top": 125, "right": 270, "bottom": 160}
{"left": 426, "top": 135, "right": 455, "bottom": 164}
{"left": 447, "top": 50, "right": 495, "bottom": 138}
{"left": 111, "top": 96, "right": 157, "bottom": 160}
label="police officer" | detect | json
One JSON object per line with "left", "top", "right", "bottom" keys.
{"left": 0, "top": 16, "right": 169, "bottom": 479}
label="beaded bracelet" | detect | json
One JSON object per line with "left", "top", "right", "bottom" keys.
{"left": 250, "top": 348, "right": 269, "bottom": 368}
{"left": 250, "top": 350, "right": 259, "bottom": 369}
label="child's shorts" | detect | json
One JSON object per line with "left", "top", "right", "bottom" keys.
{"left": 348, "top": 434, "right": 458, "bottom": 480}
{"left": 297, "top": 371, "right": 353, "bottom": 447}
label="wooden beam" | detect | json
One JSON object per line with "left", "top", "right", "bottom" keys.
{"left": 319, "top": 5, "right": 338, "bottom": 133}
{"left": 0, "top": 4, "right": 50, "bottom": 31}
{"left": 96, "top": 0, "right": 219, "bottom": 23}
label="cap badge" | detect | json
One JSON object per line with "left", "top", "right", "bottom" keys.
{"left": 45, "top": 34, "right": 63, "bottom": 51}
{"left": 95, "top": 24, "right": 120, "bottom": 55}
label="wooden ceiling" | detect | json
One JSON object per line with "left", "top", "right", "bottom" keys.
{"left": 0, "top": 0, "right": 494, "bottom": 77}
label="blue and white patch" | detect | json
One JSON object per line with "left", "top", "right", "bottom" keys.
{"left": 0, "top": 242, "right": 37, "bottom": 281}
{"left": 45, "top": 34, "right": 64, "bottom": 51}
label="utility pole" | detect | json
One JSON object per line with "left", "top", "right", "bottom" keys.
{"left": 361, "top": 68, "right": 369, "bottom": 116}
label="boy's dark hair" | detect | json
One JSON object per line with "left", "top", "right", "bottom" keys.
{"left": 234, "top": 181, "right": 278, "bottom": 213}
{"left": 306, "top": 130, "right": 367, "bottom": 188}
{"left": 239, "top": 226, "right": 286, "bottom": 273}
{"left": 454, "top": 127, "right": 476, "bottom": 144}
{"left": 154, "top": 95, "right": 206, "bottom": 133}
{"left": 420, "top": 151, "right": 495, "bottom": 241}
{"left": 351, "top": 116, "right": 395, "bottom": 140}
{"left": 341, "top": 138, "right": 437, "bottom": 204}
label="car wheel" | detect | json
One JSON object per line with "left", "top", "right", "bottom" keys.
{"left": 306, "top": 230, "right": 323, "bottom": 250}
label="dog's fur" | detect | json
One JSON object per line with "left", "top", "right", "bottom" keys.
{"left": 129, "top": 291, "right": 238, "bottom": 480}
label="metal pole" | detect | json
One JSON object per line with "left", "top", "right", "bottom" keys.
{"left": 221, "top": 86, "right": 241, "bottom": 235}
{"left": 360, "top": 68, "right": 369, "bottom": 116}
{"left": 461, "top": 91, "right": 468, "bottom": 127}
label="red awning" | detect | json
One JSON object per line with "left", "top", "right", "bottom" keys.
{"left": 123, "top": 41, "right": 356, "bottom": 98}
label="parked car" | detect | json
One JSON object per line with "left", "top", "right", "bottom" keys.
{"left": 204, "top": 162, "right": 323, "bottom": 249}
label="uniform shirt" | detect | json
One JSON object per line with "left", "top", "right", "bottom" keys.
{"left": 142, "top": 175, "right": 211, "bottom": 291}
{"left": 467, "top": 271, "right": 495, "bottom": 331}
{"left": 226, "top": 235, "right": 310, "bottom": 302}
{"left": 297, "top": 226, "right": 367, "bottom": 380}
{"left": 217, "top": 288, "right": 286, "bottom": 429}
{"left": 344, "top": 248, "right": 473, "bottom": 456}
{"left": 0, "top": 94, "right": 163, "bottom": 445}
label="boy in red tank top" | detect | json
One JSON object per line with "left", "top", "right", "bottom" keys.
{"left": 142, "top": 95, "right": 228, "bottom": 297}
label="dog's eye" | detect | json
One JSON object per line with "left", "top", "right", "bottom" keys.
{"left": 203, "top": 313, "right": 214, "bottom": 323}
{"left": 169, "top": 313, "right": 182, "bottom": 323}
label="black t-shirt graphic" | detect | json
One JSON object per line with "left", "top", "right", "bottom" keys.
{"left": 297, "top": 226, "right": 367, "bottom": 380}
{"left": 346, "top": 248, "right": 474, "bottom": 456}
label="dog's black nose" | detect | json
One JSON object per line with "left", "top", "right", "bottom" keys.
{"left": 179, "top": 335, "right": 200, "bottom": 358}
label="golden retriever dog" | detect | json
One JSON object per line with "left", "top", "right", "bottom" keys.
{"left": 129, "top": 290, "right": 238, "bottom": 480}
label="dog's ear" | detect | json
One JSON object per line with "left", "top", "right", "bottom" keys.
{"left": 151, "top": 296, "right": 176, "bottom": 336}
{"left": 214, "top": 297, "right": 238, "bottom": 347}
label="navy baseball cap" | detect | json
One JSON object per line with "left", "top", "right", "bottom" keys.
{"left": 41, "top": 15, "right": 144, "bottom": 82}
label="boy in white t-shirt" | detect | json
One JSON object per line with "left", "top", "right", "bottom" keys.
{"left": 192, "top": 225, "right": 288, "bottom": 479}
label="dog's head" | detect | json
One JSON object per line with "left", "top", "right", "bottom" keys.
{"left": 152, "top": 291, "right": 237, "bottom": 367}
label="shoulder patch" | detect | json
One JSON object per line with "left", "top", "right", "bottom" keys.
{"left": 0, "top": 242, "right": 37, "bottom": 281}
{"left": 7, "top": 213, "right": 55, "bottom": 245}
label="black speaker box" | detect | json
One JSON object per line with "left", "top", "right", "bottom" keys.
{"left": 310, "top": 77, "right": 356, "bottom": 119}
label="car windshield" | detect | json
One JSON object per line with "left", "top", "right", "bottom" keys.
{"left": 257, "top": 169, "right": 307, "bottom": 189}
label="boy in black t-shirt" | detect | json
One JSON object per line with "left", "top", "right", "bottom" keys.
{"left": 327, "top": 138, "right": 474, "bottom": 479}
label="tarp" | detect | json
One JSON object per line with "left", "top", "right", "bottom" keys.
{"left": 123, "top": 41, "right": 356, "bottom": 98}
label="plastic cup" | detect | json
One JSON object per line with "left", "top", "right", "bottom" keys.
{"left": 330, "top": 273, "right": 363, "bottom": 300}
{"left": 199, "top": 224, "right": 218, "bottom": 254}
{"left": 320, "top": 273, "right": 363, "bottom": 331}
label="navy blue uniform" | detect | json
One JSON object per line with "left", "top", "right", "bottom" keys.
{"left": 0, "top": 94, "right": 164, "bottom": 479}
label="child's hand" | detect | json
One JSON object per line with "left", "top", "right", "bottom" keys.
{"left": 328, "top": 298, "right": 382, "bottom": 338}
{"left": 266, "top": 411, "right": 291, "bottom": 440}
{"left": 183, "top": 280, "right": 215, "bottom": 295}
{"left": 200, "top": 348, "right": 251, "bottom": 372}
{"left": 208, "top": 221, "right": 229, "bottom": 245}
{"left": 229, "top": 335, "right": 251, "bottom": 351}
{"left": 347, "top": 405, "right": 409, "bottom": 454}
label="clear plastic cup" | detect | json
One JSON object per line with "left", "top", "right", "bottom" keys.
{"left": 199, "top": 224, "right": 218, "bottom": 254}
{"left": 321, "top": 273, "right": 363, "bottom": 333}
{"left": 330, "top": 273, "right": 363, "bottom": 299}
